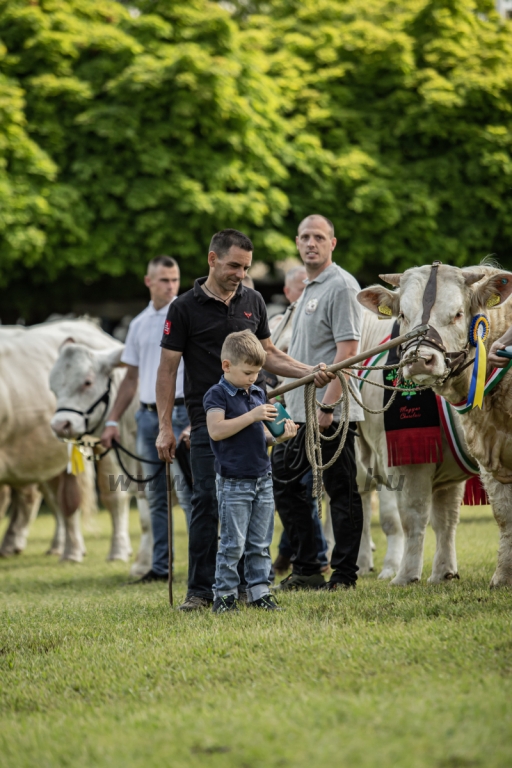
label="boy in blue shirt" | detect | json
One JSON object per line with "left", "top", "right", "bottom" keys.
{"left": 203, "top": 330, "right": 297, "bottom": 612}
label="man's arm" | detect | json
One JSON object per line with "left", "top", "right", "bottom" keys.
{"left": 317, "top": 340, "right": 359, "bottom": 431}
{"left": 155, "top": 348, "right": 182, "bottom": 462}
{"left": 100, "top": 365, "right": 139, "bottom": 448}
{"left": 260, "top": 337, "right": 332, "bottom": 387}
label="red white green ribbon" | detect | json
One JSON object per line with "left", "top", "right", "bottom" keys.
{"left": 437, "top": 396, "right": 478, "bottom": 475}
{"left": 446, "top": 360, "right": 512, "bottom": 414}
{"left": 357, "top": 335, "right": 391, "bottom": 390}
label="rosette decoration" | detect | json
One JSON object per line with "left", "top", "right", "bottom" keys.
{"left": 467, "top": 314, "right": 490, "bottom": 409}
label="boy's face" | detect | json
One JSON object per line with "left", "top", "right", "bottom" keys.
{"left": 222, "top": 359, "right": 261, "bottom": 390}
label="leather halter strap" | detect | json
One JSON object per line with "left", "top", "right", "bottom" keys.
{"left": 401, "top": 262, "right": 472, "bottom": 379}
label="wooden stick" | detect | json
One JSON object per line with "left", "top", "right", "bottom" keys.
{"left": 268, "top": 325, "right": 428, "bottom": 399}
{"left": 166, "top": 462, "right": 173, "bottom": 608}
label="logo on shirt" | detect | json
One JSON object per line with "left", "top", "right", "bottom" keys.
{"left": 164, "top": 320, "right": 171, "bottom": 335}
{"left": 305, "top": 298, "right": 318, "bottom": 315}
{"left": 244, "top": 312, "right": 253, "bottom": 318}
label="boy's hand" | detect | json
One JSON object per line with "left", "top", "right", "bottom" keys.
{"left": 252, "top": 404, "right": 278, "bottom": 422}
{"left": 275, "top": 419, "right": 298, "bottom": 443}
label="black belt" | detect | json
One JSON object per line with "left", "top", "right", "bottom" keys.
{"left": 140, "top": 398, "right": 184, "bottom": 411}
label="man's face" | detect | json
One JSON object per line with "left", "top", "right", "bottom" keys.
{"left": 209, "top": 246, "right": 252, "bottom": 291}
{"left": 145, "top": 265, "right": 180, "bottom": 306}
{"left": 296, "top": 218, "right": 336, "bottom": 271}
{"left": 283, "top": 272, "right": 307, "bottom": 304}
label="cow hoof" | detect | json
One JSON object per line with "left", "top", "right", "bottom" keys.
{"left": 444, "top": 572, "right": 459, "bottom": 581}
{"left": 378, "top": 567, "right": 396, "bottom": 580}
{"left": 46, "top": 547, "right": 63, "bottom": 556}
{"left": 489, "top": 574, "right": 512, "bottom": 588}
{"left": 107, "top": 554, "right": 130, "bottom": 563}
{"left": 60, "top": 553, "right": 83, "bottom": 563}
{"left": 391, "top": 576, "right": 419, "bottom": 586}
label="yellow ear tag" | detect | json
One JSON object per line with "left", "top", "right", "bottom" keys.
{"left": 486, "top": 294, "right": 501, "bottom": 308}
{"left": 378, "top": 305, "right": 392, "bottom": 316}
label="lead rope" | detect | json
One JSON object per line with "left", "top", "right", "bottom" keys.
{"left": 302, "top": 356, "right": 425, "bottom": 511}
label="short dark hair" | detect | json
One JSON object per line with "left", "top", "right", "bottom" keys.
{"left": 147, "top": 255, "right": 178, "bottom": 272}
{"left": 209, "top": 229, "right": 253, "bottom": 258}
{"left": 298, "top": 215, "right": 335, "bottom": 238}
{"left": 221, "top": 330, "right": 266, "bottom": 367}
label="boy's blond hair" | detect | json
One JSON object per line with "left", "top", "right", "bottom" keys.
{"left": 221, "top": 330, "right": 266, "bottom": 367}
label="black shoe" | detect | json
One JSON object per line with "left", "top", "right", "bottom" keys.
{"left": 212, "top": 594, "right": 239, "bottom": 613}
{"left": 178, "top": 595, "right": 212, "bottom": 611}
{"left": 320, "top": 580, "right": 356, "bottom": 591}
{"left": 274, "top": 572, "right": 325, "bottom": 591}
{"left": 250, "top": 594, "right": 281, "bottom": 611}
{"left": 129, "top": 569, "right": 168, "bottom": 584}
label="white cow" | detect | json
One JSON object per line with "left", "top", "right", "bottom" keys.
{"left": 0, "top": 320, "right": 149, "bottom": 573}
{"left": 355, "top": 310, "right": 476, "bottom": 585}
{"left": 49, "top": 337, "right": 153, "bottom": 577}
{"left": 358, "top": 263, "right": 512, "bottom": 587}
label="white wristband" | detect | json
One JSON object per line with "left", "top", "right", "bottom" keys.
{"left": 105, "top": 420, "right": 119, "bottom": 428}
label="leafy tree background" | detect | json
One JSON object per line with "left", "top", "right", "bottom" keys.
{"left": 1, "top": 0, "right": 512, "bottom": 320}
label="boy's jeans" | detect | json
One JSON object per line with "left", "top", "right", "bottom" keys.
{"left": 214, "top": 473, "right": 274, "bottom": 603}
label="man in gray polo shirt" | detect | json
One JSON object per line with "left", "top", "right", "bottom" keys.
{"left": 273, "top": 214, "right": 364, "bottom": 591}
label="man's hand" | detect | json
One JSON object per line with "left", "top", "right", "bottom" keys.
{"left": 275, "top": 419, "right": 298, "bottom": 443}
{"left": 312, "top": 363, "right": 335, "bottom": 388}
{"left": 317, "top": 408, "right": 334, "bottom": 432}
{"left": 488, "top": 340, "right": 511, "bottom": 369}
{"left": 178, "top": 426, "right": 191, "bottom": 450}
{"left": 156, "top": 424, "right": 176, "bottom": 463}
{"left": 101, "top": 424, "right": 120, "bottom": 449}
{"left": 251, "top": 404, "right": 278, "bottom": 422}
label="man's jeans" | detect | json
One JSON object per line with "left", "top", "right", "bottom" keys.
{"left": 278, "top": 470, "right": 329, "bottom": 568}
{"left": 214, "top": 474, "right": 274, "bottom": 602}
{"left": 136, "top": 405, "right": 192, "bottom": 576}
{"left": 273, "top": 423, "right": 363, "bottom": 586}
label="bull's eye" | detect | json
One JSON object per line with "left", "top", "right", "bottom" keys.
{"left": 84, "top": 380, "right": 93, "bottom": 387}
{"left": 397, "top": 311, "right": 404, "bottom": 321}
{"left": 453, "top": 311, "right": 464, "bottom": 322}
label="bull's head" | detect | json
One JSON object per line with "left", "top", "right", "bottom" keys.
{"left": 357, "top": 264, "right": 512, "bottom": 387}
{"left": 50, "top": 342, "right": 123, "bottom": 438}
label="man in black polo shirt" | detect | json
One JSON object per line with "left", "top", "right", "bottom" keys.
{"left": 156, "top": 228, "right": 330, "bottom": 611}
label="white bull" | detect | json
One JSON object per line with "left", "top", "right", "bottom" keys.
{"left": 49, "top": 333, "right": 153, "bottom": 576}
{"left": 0, "top": 320, "right": 149, "bottom": 573}
{"left": 358, "top": 263, "right": 512, "bottom": 587}
{"left": 355, "top": 310, "right": 476, "bottom": 585}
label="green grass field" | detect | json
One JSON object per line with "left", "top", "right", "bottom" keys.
{"left": 1, "top": 504, "right": 511, "bottom": 768}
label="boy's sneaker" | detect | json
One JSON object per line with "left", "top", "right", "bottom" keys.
{"left": 249, "top": 594, "right": 281, "bottom": 611}
{"left": 212, "top": 594, "right": 239, "bottom": 613}
{"left": 274, "top": 572, "right": 325, "bottom": 591}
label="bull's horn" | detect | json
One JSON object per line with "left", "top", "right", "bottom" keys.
{"left": 462, "top": 271, "right": 485, "bottom": 286}
{"left": 379, "top": 273, "right": 402, "bottom": 287}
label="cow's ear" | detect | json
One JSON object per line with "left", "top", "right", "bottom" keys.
{"left": 471, "top": 272, "right": 512, "bottom": 312}
{"left": 96, "top": 347, "right": 124, "bottom": 373}
{"left": 357, "top": 285, "right": 400, "bottom": 318}
{"left": 59, "top": 337, "right": 75, "bottom": 350}
{"left": 378, "top": 273, "right": 402, "bottom": 287}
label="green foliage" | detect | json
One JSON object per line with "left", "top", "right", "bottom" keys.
{"left": 243, "top": 0, "right": 512, "bottom": 279}
{"left": 0, "top": 0, "right": 290, "bottom": 284}
{"left": 1, "top": 506, "right": 512, "bottom": 767}
{"left": 1, "top": 0, "right": 512, "bottom": 287}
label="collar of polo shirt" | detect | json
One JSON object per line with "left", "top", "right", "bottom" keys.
{"left": 219, "top": 375, "right": 262, "bottom": 397}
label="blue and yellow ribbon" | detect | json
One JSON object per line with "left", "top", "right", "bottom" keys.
{"left": 467, "top": 314, "right": 490, "bottom": 410}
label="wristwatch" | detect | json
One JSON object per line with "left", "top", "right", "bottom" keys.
{"left": 319, "top": 405, "right": 334, "bottom": 414}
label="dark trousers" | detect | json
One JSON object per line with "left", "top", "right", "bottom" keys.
{"left": 272, "top": 423, "right": 363, "bottom": 585}
{"left": 188, "top": 425, "right": 244, "bottom": 600}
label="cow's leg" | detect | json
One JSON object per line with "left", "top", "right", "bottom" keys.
{"left": 0, "top": 485, "right": 11, "bottom": 521}
{"left": 356, "top": 489, "right": 374, "bottom": 574}
{"left": 41, "top": 477, "right": 85, "bottom": 562}
{"left": 481, "top": 471, "right": 512, "bottom": 588}
{"left": 0, "top": 485, "right": 42, "bottom": 556}
{"left": 391, "top": 465, "right": 435, "bottom": 586}
{"left": 129, "top": 492, "right": 153, "bottom": 578}
{"left": 377, "top": 484, "right": 404, "bottom": 580}
{"left": 428, "top": 483, "right": 463, "bottom": 583}
{"left": 96, "top": 453, "right": 132, "bottom": 562}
